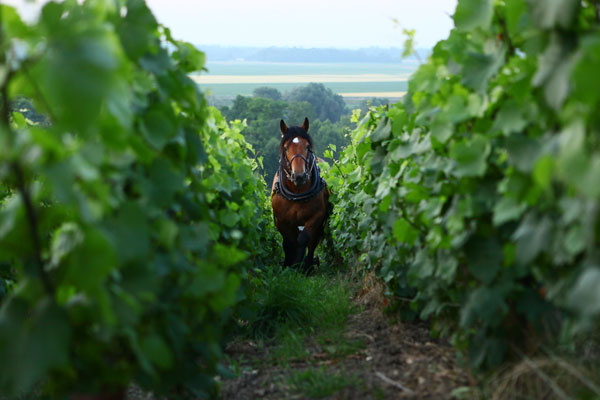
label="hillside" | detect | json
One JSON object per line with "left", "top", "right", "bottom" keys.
{"left": 197, "top": 45, "right": 429, "bottom": 63}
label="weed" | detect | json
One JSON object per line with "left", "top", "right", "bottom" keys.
{"left": 245, "top": 267, "right": 353, "bottom": 339}
{"left": 287, "top": 367, "right": 359, "bottom": 398}
{"left": 271, "top": 329, "right": 310, "bottom": 365}
{"left": 223, "top": 354, "right": 249, "bottom": 378}
{"left": 318, "top": 334, "right": 366, "bottom": 359}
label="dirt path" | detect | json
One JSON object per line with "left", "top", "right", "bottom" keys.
{"left": 221, "top": 282, "right": 473, "bottom": 399}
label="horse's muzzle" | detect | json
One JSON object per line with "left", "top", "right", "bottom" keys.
{"left": 292, "top": 172, "right": 308, "bottom": 186}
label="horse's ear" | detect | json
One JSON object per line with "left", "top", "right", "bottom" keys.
{"left": 302, "top": 117, "right": 309, "bottom": 132}
{"left": 280, "top": 119, "right": 288, "bottom": 136}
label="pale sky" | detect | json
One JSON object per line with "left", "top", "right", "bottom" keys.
{"left": 7, "top": 0, "right": 457, "bottom": 49}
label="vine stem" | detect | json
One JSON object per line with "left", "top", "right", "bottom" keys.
{"left": 332, "top": 158, "right": 347, "bottom": 180}
{"left": 498, "top": 15, "right": 516, "bottom": 57}
{"left": 0, "top": 11, "right": 54, "bottom": 296}
{"left": 12, "top": 163, "right": 54, "bottom": 295}
{"left": 398, "top": 200, "right": 425, "bottom": 234}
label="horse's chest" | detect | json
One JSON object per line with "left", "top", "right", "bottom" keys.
{"left": 273, "top": 196, "right": 320, "bottom": 226}
{"left": 287, "top": 206, "right": 313, "bottom": 224}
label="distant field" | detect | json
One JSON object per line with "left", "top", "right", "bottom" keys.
{"left": 202, "top": 61, "right": 418, "bottom": 76}
{"left": 339, "top": 92, "right": 406, "bottom": 97}
{"left": 196, "top": 81, "right": 409, "bottom": 97}
{"left": 193, "top": 61, "right": 416, "bottom": 99}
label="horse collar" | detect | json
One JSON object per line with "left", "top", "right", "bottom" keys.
{"left": 275, "top": 154, "right": 326, "bottom": 202}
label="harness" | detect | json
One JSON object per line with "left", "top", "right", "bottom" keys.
{"left": 273, "top": 149, "right": 327, "bottom": 202}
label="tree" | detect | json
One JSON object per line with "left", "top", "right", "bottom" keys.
{"left": 284, "top": 83, "right": 346, "bottom": 122}
{"left": 357, "top": 97, "right": 390, "bottom": 117}
{"left": 284, "top": 100, "right": 316, "bottom": 125}
{"left": 311, "top": 117, "right": 350, "bottom": 161}
{"left": 221, "top": 91, "right": 350, "bottom": 181}
{"left": 253, "top": 86, "right": 282, "bottom": 101}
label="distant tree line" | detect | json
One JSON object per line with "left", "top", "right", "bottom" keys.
{"left": 199, "top": 45, "right": 429, "bottom": 63}
{"left": 220, "top": 83, "right": 386, "bottom": 181}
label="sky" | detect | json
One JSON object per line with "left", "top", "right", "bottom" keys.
{"left": 7, "top": 0, "right": 458, "bottom": 49}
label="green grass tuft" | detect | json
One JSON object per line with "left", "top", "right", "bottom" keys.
{"left": 246, "top": 267, "right": 353, "bottom": 339}
{"left": 271, "top": 329, "right": 311, "bottom": 364}
{"left": 287, "top": 367, "right": 360, "bottom": 398}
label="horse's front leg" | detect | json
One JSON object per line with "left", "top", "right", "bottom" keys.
{"left": 298, "top": 213, "right": 326, "bottom": 274}
{"left": 292, "top": 226, "right": 308, "bottom": 268}
{"left": 282, "top": 237, "right": 295, "bottom": 267}
{"left": 304, "top": 225, "right": 325, "bottom": 274}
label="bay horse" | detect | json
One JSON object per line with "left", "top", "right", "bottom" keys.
{"left": 271, "top": 118, "right": 330, "bottom": 273}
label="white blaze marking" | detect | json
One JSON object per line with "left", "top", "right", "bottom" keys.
{"left": 298, "top": 226, "right": 305, "bottom": 231}
{"left": 292, "top": 137, "right": 300, "bottom": 143}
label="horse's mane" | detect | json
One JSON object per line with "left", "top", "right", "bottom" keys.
{"left": 279, "top": 126, "right": 313, "bottom": 155}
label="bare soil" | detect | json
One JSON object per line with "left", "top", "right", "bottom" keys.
{"left": 221, "top": 304, "right": 473, "bottom": 399}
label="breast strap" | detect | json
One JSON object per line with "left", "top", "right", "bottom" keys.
{"left": 274, "top": 162, "right": 326, "bottom": 202}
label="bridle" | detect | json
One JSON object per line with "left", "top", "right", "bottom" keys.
{"left": 281, "top": 149, "right": 316, "bottom": 182}
{"left": 274, "top": 141, "right": 326, "bottom": 202}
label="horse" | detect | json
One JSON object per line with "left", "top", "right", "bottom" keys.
{"left": 271, "top": 118, "right": 331, "bottom": 273}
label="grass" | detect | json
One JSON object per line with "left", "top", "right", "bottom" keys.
{"left": 240, "top": 265, "right": 364, "bottom": 367}
{"left": 197, "top": 81, "right": 408, "bottom": 97}
{"left": 196, "top": 61, "right": 415, "bottom": 97}
{"left": 287, "top": 366, "right": 361, "bottom": 398}
{"left": 271, "top": 329, "right": 311, "bottom": 364}
{"left": 227, "top": 266, "right": 370, "bottom": 397}
{"left": 202, "top": 61, "right": 418, "bottom": 76}
{"left": 246, "top": 267, "right": 354, "bottom": 339}
{"left": 485, "top": 356, "right": 600, "bottom": 400}
{"left": 317, "top": 332, "right": 366, "bottom": 359}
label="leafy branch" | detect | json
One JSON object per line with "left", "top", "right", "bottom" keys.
{"left": 0, "top": 24, "right": 53, "bottom": 296}
{"left": 398, "top": 200, "right": 425, "bottom": 234}
{"left": 331, "top": 158, "right": 347, "bottom": 180}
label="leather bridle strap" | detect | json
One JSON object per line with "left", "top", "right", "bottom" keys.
{"left": 275, "top": 160, "right": 326, "bottom": 202}
{"left": 282, "top": 151, "right": 315, "bottom": 180}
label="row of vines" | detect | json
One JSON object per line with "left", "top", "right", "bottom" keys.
{"left": 0, "top": 0, "right": 278, "bottom": 398}
{"left": 324, "top": 0, "right": 600, "bottom": 370}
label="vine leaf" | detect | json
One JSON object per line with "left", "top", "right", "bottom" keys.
{"left": 449, "top": 135, "right": 491, "bottom": 177}
{"left": 454, "top": 0, "right": 493, "bottom": 31}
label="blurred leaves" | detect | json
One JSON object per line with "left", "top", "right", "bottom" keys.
{"left": 322, "top": 0, "right": 600, "bottom": 372}
{"left": 0, "top": 0, "right": 279, "bottom": 397}
{"left": 454, "top": 0, "right": 494, "bottom": 31}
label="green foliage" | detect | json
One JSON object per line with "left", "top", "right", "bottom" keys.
{"left": 284, "top": 82, "right": 347, "bottom": 123}
{"left": 356, "top": 97, "right": 390, "bottom": 117}
{"left": 221, "top": 93, "right": 350, "bottom": 180}
{"left": 252, "top": 86, "right": 282, "bottom": 101}
{"left": 0, "top": 1, "right": 277, "bottom": 397}
{"left": 324, "top": 0, "right": 600, "bottom": 371}
{"left": 243, "top": 268, "right": 353, "bottom": 340}
{"left": 401, "top": 29, "right": 417, "bottom": 59}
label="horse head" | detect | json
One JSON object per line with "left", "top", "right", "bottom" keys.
{"left": 280, "top": 118, "right": 314, "bottom": 187}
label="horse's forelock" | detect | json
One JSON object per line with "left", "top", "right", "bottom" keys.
{"left": 279, "top": 126, "right": 313, "bottom": 154}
